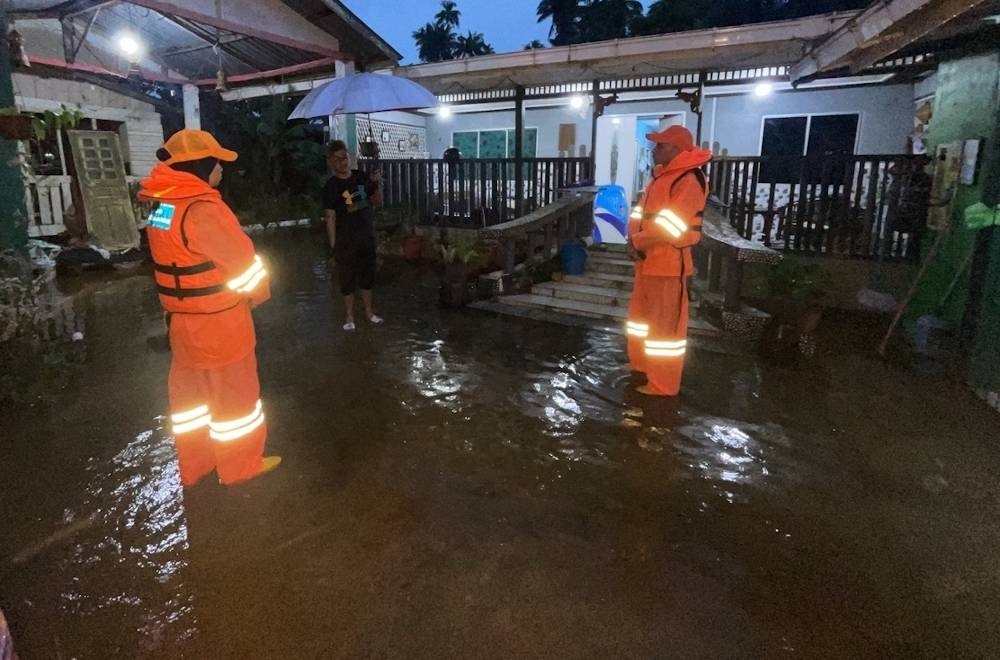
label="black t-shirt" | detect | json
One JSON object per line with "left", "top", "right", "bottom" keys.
{"left": 322, "top": 170, "right": 377, "bottom": 250}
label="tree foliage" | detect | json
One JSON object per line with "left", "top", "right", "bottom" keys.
{"left": 538, "top": 0, "right": 871, "bottom": 45}
{"left": 413, "top": 1, "right": 495, "bottom": 63}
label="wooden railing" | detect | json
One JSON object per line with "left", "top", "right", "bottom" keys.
{"left": 361, "top": 157, "right": 593, "bottom": 228}
{"left": 479, "top": 189, "right": 596, "bottom": 275}
{"left": 707, "top": 155, "right": 923, "bottom": 261}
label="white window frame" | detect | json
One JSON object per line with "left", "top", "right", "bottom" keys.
{"left": 451, "top": 127, "right": 539, "bottom": 158}
{"left": 757, "top": 111, "right": 863, "bottom": 157}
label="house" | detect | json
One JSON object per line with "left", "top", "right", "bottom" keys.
{"left": 4, "top": 0, "right": 398, "bottom": 240}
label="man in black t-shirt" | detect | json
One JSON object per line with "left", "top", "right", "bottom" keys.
{"left": 322, "top": 140, "right": 383, "bottom": 331}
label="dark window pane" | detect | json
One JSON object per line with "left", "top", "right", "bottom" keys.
{"left": 760, "top": 116, "right": 807, "bottom": 183}
{"left": 807, "top": 114, "right": 859, "bottom": 157}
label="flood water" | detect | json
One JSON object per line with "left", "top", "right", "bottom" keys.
{"left": 2, "top": 230, "right": 999, "bottom": 659}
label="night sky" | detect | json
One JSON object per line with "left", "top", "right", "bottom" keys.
{"left": 342, "top": 1, "right": 649, "bottom": 65}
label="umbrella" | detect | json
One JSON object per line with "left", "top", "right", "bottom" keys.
{"left": 287, "top": 72, "right": 438, "bottom": 119}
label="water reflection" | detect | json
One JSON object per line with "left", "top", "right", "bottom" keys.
{"left": 674, "top": 417, "right": 788, "bottom": 497}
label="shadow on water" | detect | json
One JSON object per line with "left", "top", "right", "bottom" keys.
{"left": 2, "top": 229, "right": 1000, "bottom": 659}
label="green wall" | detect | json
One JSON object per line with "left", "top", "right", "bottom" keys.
{"left": 910, "top": 52, "right": 1000, "bottom": 390}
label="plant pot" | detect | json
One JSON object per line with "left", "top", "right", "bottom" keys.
{"left": 0, "top": 114, "right": 33, "bottom": 140}
{"left": 403, "top": 235, "right": 423, "bottom": 261}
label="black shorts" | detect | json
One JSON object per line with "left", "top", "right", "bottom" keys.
{"left": 334, "top": 244, "right": 376, "bottom": 295}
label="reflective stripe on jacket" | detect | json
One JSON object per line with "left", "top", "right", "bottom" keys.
{"left": 628, "top": 148, "right": 711, "bottom": 277}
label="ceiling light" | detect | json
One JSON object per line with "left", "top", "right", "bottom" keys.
{"left": 118, "top": 34, "right": 141, "bottom": 58}
{"left": 438, "top": 106, "right": 452, "bottom": 118}
{"left": 569, "top": 95, "right": 585, "bottom": 109}
{"left": 754, "top": 82, "right": 773, "bottom": 97}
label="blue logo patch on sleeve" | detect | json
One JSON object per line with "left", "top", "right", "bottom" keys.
{"left": 148, "top": 203, "right": 176, "bottom": 230}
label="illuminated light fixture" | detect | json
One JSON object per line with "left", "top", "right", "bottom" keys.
{"left": 438, "top": 106, "right": 452, "bottom": 118}
{"left": 754, "top": 82, "right": 774, "bottom": 97}
{"left": 118, "top": 33, "right": 141, "bottom": 58}
{"left": 611, "top": 117, "right": 621, "bottom": 125}
{"left": 569, "top": 95, "right": 585, "bottom": 109}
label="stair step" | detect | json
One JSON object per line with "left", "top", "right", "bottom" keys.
{"left": 563, "top": 273, "right": 634, "bottom": 289}
{"left": 533, "top": 281, "right": 630, "bottom": 307}
{"left": 504, "top": 293, "right": 628, "bottom": 320}
{"left": 586, "top": 251, "right": 633, "bottom": 265}
{"left": 586, "top": 259, "right": 634, "bottom": 275}
{"left": 501, "top": 293, "right": 719, "bottom": 337}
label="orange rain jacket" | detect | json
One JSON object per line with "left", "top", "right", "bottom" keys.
{"left": 628, "top": 147, "right": 712, "bottom": 277}
{"left": 139, "top": 163, "right": 269, "bottom": 369}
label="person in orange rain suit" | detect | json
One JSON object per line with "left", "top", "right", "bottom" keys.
{"left": 138, "top": 129, "right": 281, "bottom": 487}
{"left": 626, "top": 125, "right": 711, "bottom": 397}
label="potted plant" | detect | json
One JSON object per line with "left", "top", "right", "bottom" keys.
{"left": 759, "top": 259, "right": 830, "bottom": 358}
{"left": 401, "top": 215, "right": 424, "bottom": 261}
{"left": 438, "top": 234, "right": 479, "bottom": 307}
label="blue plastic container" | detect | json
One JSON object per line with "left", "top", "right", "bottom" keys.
{"left": 560, "top": 241, "right": 587, "bottom": 275}
{"left": 592, "top": 184, "right": 629, "bottom": 244}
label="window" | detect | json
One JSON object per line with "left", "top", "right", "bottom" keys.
{"left": 452, "top": 128, "right": 538, "bottom": 158}
{"left": 759, "top": 113, "right": 859, "bottom": 183}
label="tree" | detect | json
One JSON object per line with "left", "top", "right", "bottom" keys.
{"left": 631, "top": 0, "right": 871, "bottom": 38}
{"left": 455, "top": 31, "right": 495, "bottom": 58}
{"left": 524, "top": 40, "right": 547, "bottom": 50}
{"left": 579, "top": 0, "right": 643, "bottom": 42}
{"left": 435, "top": 1, "right": 461, "bottom": 28}
{"left": 413, "top": 2, "right": 495, "bottom": 63}
{"left": 537, "top": 0, "right": 581, "bottom": 46}
{"left": 413, "top": 21, "right": 457, "bottom": 63}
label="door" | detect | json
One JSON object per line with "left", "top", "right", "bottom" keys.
{"left": 67, "top": 130, "right": 139, "bottom": 250}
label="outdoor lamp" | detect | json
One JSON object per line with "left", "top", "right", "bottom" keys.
{"left": 438, "top": 106, "right": 452, "bottom": 119}
{"left": 570, "top": 96, "right": 585, "bottom": 110}
{"left": 118, "top": 34, "right": 141, "bottom": 58}
{"left": 754, "top": 82, "right": 773, "bottom": 97}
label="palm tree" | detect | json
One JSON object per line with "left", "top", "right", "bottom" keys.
{"left": 413, "top": 21, "right": 457, "bottom": 62}
{"left": 537, "top": 0, "right": 581, "bottom": 46}
{"left": 435, "top": 1, "right": 461, "bottom": 28}
{"left": 524, "top": 40, "right": 546, "bottom": 50}
{"left": 580, "top": 0, "right": 643, "bottom": 41}
{"left": 455, "top": 31, "right": 495, "bottom": 58}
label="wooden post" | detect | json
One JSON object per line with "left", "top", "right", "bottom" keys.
{"left": 0, "top": 8, "right": 28, "bottom": 252}
{"left": 514, "top": 85, "right": 525, "bottom": 218}
{"left": 589, "top": 80, "right": 599, "bottom": 174}
{"left": 724, "top": 254, "right": 743, "bottom": 312}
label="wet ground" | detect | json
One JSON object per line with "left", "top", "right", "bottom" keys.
{"left": 2, "top": 229, "right": 1000, "bottom": 659}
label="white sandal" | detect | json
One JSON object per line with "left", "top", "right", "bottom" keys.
{"left": 343, "top": 320, "right": 356, "bottom": 331}
{"left": 368, "top": 314, "right": 384, "bottom": 324}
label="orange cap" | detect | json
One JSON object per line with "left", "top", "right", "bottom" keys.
{"left": 645, "top": 125, "right": 695, "bottom": 151}
{"left": 161, "top": 129, "right": 238, "bottom": 165}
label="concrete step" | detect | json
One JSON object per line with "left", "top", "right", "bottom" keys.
{"left": 586, "top": 256, "right": 634, "bottom": 276}
{"left": 533, "top": 281, "right": 629, "bottom": 307}
{"left": 562, "top": 272, "right": 634, "bottom": 290}
{"left": 501, "top": 293, "right": 720, "bottom": 337}
{"left": 504, "top": 293, "right": 627, "bottom": 320}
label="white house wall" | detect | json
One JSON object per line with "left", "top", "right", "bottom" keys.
{"left": 426, "top": 83, "right": 915, "bottom": 159}
{"left": 13, "top": 73, "right": 164, "bottom": 176}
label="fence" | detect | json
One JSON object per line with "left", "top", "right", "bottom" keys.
{"left": 708, "top": 155, "right": 924, "bottom": 261}
{"left": 361, "top": 157, "right": 593, "bottom": 228}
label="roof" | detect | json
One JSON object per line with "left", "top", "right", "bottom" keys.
{"left": 9, "top": 0, "right": 399, "bottom": 87}
{"left": 392, "top": 12, "right": 860, "bottom": 95}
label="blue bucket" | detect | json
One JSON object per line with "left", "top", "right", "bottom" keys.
{"left": 560, "top": 241, "right": 587, "bottom": 275}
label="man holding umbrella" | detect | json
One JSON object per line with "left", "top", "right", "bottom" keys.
{"left": 323, "top": 139, "right": 383, "bottom": 331}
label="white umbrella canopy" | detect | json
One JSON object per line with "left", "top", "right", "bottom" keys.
{"left": 288, "top": 72, "right": 438, "bottom": 119}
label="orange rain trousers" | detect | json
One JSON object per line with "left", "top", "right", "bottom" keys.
{"left": 168, "top": 350, "right": 266, "bottom": 486}
{"left": 626, "top": 273, "right": 690, "bottom": 396}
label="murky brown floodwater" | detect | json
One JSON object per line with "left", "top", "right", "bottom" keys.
{"left": 2, "top": 230, "right": 999, "bottom": 659}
